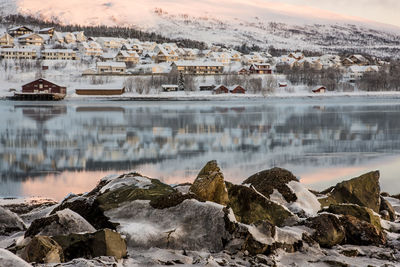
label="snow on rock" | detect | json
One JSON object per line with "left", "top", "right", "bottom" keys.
{"left": 34, "top": 256, "right": 118, "bottom": 267}
{"left": 0, "top": 248, "right": 31, "bottom": 267}
{"left": 267, "top": 182, "right": 320, "bottom": 217}
{"left": 100, "top": 175, "right": 153, "bottom": 194}
{"left": 25, "top": 208, "right": 96, "bottom": 238}
{"left": 100, "top": 173, "right": 121, "bottom": 183}
{"left": 286, "top": 181, "right": 321, "bottom": 216}
{"left": 105, "top": 199, "right": 230, "bottom": 252}
{"left": 173, "top": 184, "right": 191, "bottom": 194}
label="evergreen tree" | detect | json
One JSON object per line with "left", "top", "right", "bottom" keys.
{"left": 178, "top": 72, "right": 185, "bottom": 91}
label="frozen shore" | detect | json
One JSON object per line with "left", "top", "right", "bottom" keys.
{"left": 1, "top": 162, "right": 400, "bottom": 266}
{"left": 3, "top": 90, "right": 400, "bottom": 101}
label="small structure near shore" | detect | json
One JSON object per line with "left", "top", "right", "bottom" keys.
{"left": 213, "top": 85, "right": 229, "bottom": 94}
{"left": 230, "top": 85, "right": 246, "bottom": 94}
{"left": 312, "top": 86, "right": 327, "bottom": 93}
{"left": 161, "top": 84, "right": 179, "bottom": 92}
{"left": 75, "top": 87, "right": 125, "bottom": 95}
{"left": 11, "top": 78, "right": 67, "bottom": 100}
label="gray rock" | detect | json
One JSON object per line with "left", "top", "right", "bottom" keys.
{"left": 0, "top": 248, "right": 32, "bottom": 267}
{"left": 105, "top": 199, "right": 231, "bottom": 252}
{"left": 25, "top": 209, "right": 96, "bottom": 238}
{"left": 0, "top": 206, "right": 26, "bottom": 235}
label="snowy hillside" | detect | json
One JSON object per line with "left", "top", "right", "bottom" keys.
{"left": 1, "top": 0, "right": 400, "bottom": 56}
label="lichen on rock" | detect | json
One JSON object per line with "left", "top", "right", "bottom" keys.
{"left": 189, "top": 160, "right": 230, "bottom": 205}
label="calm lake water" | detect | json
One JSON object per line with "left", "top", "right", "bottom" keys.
{"left": 1, "top": 97, "right": 400, "bottom": 200}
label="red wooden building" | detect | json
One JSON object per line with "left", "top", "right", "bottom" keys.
{"left": 213, "top": 85, "right": 229, "bottom": 94}
{"left": 312, "top": 86, "right": 326, "bottom": 93}
{"left": 238, "top": 68, "right": 249, "bottom": 75}
{"left": 230, "top": 85, "right": 246, "bottom": 94}
{"left": 22, "top": 79, "right": 66, "bottom": 95}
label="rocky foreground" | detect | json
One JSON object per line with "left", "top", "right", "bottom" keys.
{"left": 1, "top": 161, "right": 400, "bottom": 267}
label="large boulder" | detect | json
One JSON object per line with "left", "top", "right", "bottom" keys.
{"left": 380, "top": 197, "right": 396, "bottom": 222}
{"left": 51, "top": 196, "right": 115, "bottom": 230}
{"left": 340, "top": 215, "right": 386, "bottom": 246}
{"left": 104, "top": 199, "right": 231, "bottom": 252}
{"left": 243, "top": 167, "right": 299, "bottom": 202}
{"left": 0, "top": 206, "right": 26, "bottom": 235}
{"left": 25, "top": 209, "right": 96, "bottom": 238}
{"left": 319, "top": 171, "right": 381, "bottom": 213}
{"left": 226, "top": 183, "right": 295, "bottom": 226}
{"left": 325, "top": 204, "right": 382, "bottom": 230}
{"left": 224, "top": 210, "right": 307, "bottom": 256}
{"left": 95, "top": 173, "right": 176, "bottom": 211}
{"left": 189, "top": 160, "right": 229, "bottom": 205}
{"left": 305, "top": 214, "right": 346, "bottom": 248}
{"left": 51, "top": 173, "right": 176, "bottom": 230}
{"left": 0, "top": 248, "right": 31, "bottom": 267}
{"left": 52, "top": 229, "right": 127, "bottom": 262}
{"left": 242, "top": 168, "right": 320, "bottom": 217}
{"left": 21, "top": 236, "right": 64, "bottom": 264}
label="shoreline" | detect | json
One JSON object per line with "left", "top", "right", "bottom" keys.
{"left": 2, "top": 91, "right": 400, "bottom": 101}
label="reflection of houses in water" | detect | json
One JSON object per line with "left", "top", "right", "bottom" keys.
{"left": 16, "top": 105, "right": 67, "bottom": 122}
{"left": 2, "top": 103, "right": 400, "bottom": 180}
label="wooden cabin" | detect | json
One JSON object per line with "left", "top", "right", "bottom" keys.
{"left": 8, "top": 26, "right": 33, "bottom": 37}
{"left": 39, "top": 27, "right": 55, "bottom": 37}
{"left": 249, "top": 63, "right": 272, "bottom": 74}
{"left": 238, "top": 68, "right": 249, "bottom": 75}
{"left": 213, "top": 85, "right": 229, "bottom": 94}
{"left": 12, "top": 79, "right": 67, "bottom": 100}
{"left": 279, "top": 82, "right": 288, "bottom": 88}
{"left": 22, "top": 79, "right": 66, "bottom": 94}
{"left": 312, "top": 86, "right": 326, "bottom": 94}
{"left": 75, "top": 87, "right": 125, "bottom": 95}
{"left": 230, "top": 85, "right": 246, "bottom": 94}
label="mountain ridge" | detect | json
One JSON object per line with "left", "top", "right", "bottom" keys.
{"left": 1, "top": 0, "right": 400, "bottom": 57}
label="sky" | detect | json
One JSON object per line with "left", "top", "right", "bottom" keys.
{"left": 274, "top": 0, "right": 400, "bottom": 27}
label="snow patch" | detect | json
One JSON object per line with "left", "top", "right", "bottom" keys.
{"left": 287, "top": 181, "right": 321, "bottom": 216}
{"left": 100, "top": 175, "right": 152, "bottom": 193}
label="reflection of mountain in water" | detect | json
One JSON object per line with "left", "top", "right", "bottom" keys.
{"left": 1, "top": 101, "right": 400, "bottom": 181}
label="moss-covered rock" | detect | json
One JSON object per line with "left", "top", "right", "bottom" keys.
{"left": 226, "top": 182, "right": 294, "bottom": 226}
{"left": 340, "top": 215, "right": 386, "bottom": 246}
{"left": 189, "top": 160, "right": 229, "bottom": 205}
{"left": 149, "top": 192, "right": 204, "bottom": 209}
{"left": 305, "top": 214, "right": 345, "bottom": 248}
{"left": 96, "top": 177, "right": 176, "bottom": 211}
{"left": 324, "top": 204, "right": 381, "bottom": 230}
{"left": 319, "top": 171, "right": 381, "bottom": 213}
{"left": 21, "top": 236, "right": 64, "bottom": 264}
{"left": 242, "top": 167, "right": 299, "bottom": 202}
{"left": 52, "top": 229, "right": 127, "bottom": 261}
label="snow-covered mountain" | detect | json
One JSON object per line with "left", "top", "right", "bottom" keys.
{"left": 2, "top": 0, "right": 400, "bottom": 56}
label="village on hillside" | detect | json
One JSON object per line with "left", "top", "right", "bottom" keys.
{"left": 0, "top": 25, "right": 398, "bottom": 99}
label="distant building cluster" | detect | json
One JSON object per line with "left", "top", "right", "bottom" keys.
{"left": 0, "top": 25, "right": 387, "bottom": 94}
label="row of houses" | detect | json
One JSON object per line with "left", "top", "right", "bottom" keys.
{"left": 0, "top": 31, "right": 86, "bottom": 48}
{"left": 0, "top": 48, "right": 78, "bottom": 60}
{"left": 161, "top": 84, "right": 246, "bottom": 94}
{"left": 277, "top": 53, "right": 375, "bottom": 70}
{"left": 84, "top": 60, "right": 226, "bottom": 75}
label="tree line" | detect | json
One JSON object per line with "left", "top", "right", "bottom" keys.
{"left": 0, "top": 14, "right": 208, "bottom": 49}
